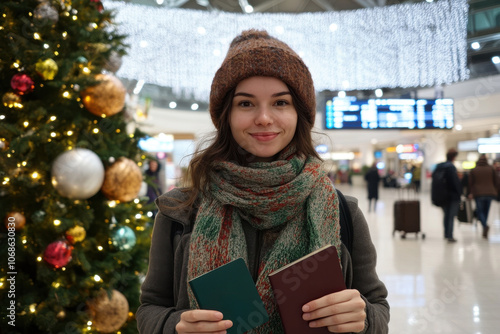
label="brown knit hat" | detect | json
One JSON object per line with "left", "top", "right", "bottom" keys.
{"left": 209, "top": 29, "right": 316, "bottom": 129}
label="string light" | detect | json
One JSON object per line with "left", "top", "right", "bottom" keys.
{"left": 23, "top": 121, "right": 29, "bottom": 127}
{"left": 97, "top": 246, "right": 103, "bottom": 251}
{"left": 50, "top": 116, "right": 57, "bottom": 121}
{"left": 103, "top": 0, "right": 469, "bottom": 100}
{"left": 33, "top": 33, "right": 41, "bottom": 40}
{"left": 29, "top": 304, "right": 37, "bottom": 313}
{"left": 93, "top": 275, "right": 101, "bottom": 282}
{"left": 93, "top": 128, "right": 99, "bottom": 134}
{"left": 31, "top": 171, "right": 39, "bottom": 179}
{"left": 67, "top": 130, "right": 73, "bottom": 136}
{"left": 62, "top": 91, "right": 71, "bottom": 98}
{"left": 53, "top": 219, "right": 61, "bottom": 226}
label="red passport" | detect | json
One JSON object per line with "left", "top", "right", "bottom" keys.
{"left": 268, "top": 244, "right": 346, "bottom": 333}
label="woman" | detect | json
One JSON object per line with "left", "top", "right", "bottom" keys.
{"left": 468, "top": 154, "right": 499, "bottom": 238}
{"left": 137, "top": 29, "right": 389, "bottom": 333}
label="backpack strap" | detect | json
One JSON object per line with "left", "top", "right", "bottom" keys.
{"left": 336, "top": 189, "right": 354, "bottom": 255}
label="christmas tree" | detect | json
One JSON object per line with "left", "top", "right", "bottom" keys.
{"left": 0, "top": 1, "right": 153, "bottom": 333}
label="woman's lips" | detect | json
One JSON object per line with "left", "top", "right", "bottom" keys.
{"left": 250, "top": 132, "right": 279, "bottom": 141}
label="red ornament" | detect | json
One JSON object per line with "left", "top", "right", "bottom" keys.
{"left": 11, "top": 74, "right": 35, "bottom": 95}
{"left": 43, "top": 241, "right": 72, "bottom": 268}
{"left": 90, "top": 0, "right": 104, "bottom": 12}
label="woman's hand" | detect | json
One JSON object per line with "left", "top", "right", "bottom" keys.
{"left": 175, "top": 310, "right": 233, "bottom": 334}
{"left": 302, "top": 289, "right": 366, "bottom": 333}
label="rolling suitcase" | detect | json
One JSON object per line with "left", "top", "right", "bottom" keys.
{"left": 393, "top": 188, "right": 425, "bottom": 239}
{"left": 457, "top": 198, "right": 473, "bottom": 224}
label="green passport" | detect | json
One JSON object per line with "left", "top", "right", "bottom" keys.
{"left": 188, "top": 258, "right": 269, "bottom": 334}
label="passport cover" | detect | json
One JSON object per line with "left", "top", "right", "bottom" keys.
{"left": 188, "top": 258, "right": 269, "bottom": 334}
{"left": 268, "top": 244, "right": 346, "bottom": 334}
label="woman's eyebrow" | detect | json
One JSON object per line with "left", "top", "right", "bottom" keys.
{"left": 233, "top": 91, "right": 291, "bottom": 97}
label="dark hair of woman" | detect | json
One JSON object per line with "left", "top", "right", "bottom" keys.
{"left": 180, "top": 84, "right": 321, "bottom": 209}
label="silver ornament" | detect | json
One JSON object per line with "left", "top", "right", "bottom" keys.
{"left": 104, "top": 51, "right": 123, "bottom": 73}
{"left": 51, "top": 148, "right": 105, "bottom": 200}
{"left": 34, "top": 2, "right": 59, "bottom": 25}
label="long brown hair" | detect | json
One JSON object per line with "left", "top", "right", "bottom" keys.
{"left": 180, "top": 83, "right": 320, "bottom": 209}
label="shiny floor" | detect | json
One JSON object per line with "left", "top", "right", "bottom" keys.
{"left": 335, "top": 184, "right": 500, "bottom": 334}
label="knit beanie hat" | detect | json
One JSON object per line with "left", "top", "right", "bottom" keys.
{"left": 209, "top": 29, "right": 316, "bottom": 129}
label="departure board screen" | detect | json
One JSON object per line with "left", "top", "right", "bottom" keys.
{"left": 324, "top": 97, "right": 454, "bottom": 130}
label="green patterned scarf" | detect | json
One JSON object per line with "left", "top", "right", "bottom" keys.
{"left": 187, "top": 147, "right": 341, "bottom": 333}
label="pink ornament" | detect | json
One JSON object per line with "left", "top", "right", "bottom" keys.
{"left": 43, "top": 241, "right": 72, "bottom": 268}
{"left": 11, "top": 74, "right": 35, "bottom": 95}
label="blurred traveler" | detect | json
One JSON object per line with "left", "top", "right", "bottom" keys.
{"left": 432, "top": 148, "right": 462, "bottom": 242}
{"left": 365, "top": 163, "right": 380, "bottom": 212}
{"left": 468, "top": 154, "right": 499, "bottom": 238}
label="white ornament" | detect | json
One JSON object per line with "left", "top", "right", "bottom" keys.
{"left": 51, "top": 148, "right": 105, "bottom": 200}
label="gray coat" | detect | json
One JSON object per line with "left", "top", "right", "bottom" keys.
{"left": 137, "top": 188, "right": 390, "bottom": 333}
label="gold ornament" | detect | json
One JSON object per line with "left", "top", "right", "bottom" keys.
{"left": 65, "top": 226, "right": 86, "bottom": 244}
{"left": 87, "top": 289, "right": 129, "bottom": 333}
{"left": 56, "top": 310, "right": 66, "bottom": 319}
{"left": 35, "top": 58, "right": 58, "bottom": 80}
{"left": 101, "top": 157, "right": 143, "bottom": 202}
{"left": 4, "top": 212, "right": 26, "bottom": 230}
{"left": 81, "top": 74, "right": 126, "bottom": 117}
{"left": 2, "top": 92, "right": 21, "bottom": 108}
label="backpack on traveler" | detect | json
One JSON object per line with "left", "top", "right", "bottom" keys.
{"left": 431, "top": 162, "right": 450, "bottom": 207}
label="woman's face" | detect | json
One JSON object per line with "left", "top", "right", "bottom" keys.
{"left": 229, "top": 76, "right": 297, "bottom": 162}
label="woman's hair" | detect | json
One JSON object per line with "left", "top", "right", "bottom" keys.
{"left": 180, "top": 83, "right": 320, "bottom": 209}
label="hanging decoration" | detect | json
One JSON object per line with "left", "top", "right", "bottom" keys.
{"left": 103, "top": 0, "right": 469, "bottom": 100}
{"left": 51, "top": 148, "right": 105, "bottom": 200}
{"left": 43, "top": 240, "right": 73, "bottom": 268}
{"left": 4, "top": 212, "right": 26, "bottom": 230}
{"left": 104, "top": 50, "right": 123, "bottom": 73}
{"left": 33, "top": 2, "right": 59, "bottom": 25}
{"left": 11, "top": 74, "right": 35, "bottom": 95}
{"left": 101, "top": 157, "right": 142, "bottom": 202}
{"left": 87, "top": 289, "right": 129, "bottom": 333}
{"left": 65, "top": 226, "right": 86, "bottom": 244}
{"left": 2, "top": 92, "right": 21, "bottom": 108}
{"left": 35, "top": 58, "right": 59, "bottom": 80}
{"left": 81, "top": 73, "right": 126, "bottom": 117}
{"left": 111, "top": 226, "right": 137, "bottom": 250}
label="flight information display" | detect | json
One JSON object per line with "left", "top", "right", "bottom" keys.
{"left": 324, "top": 97, "right": 454, "bottom": 130}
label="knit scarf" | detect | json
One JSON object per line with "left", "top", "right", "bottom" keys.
{"left": 187, "top": 147, "right": 341, "bottom": 333}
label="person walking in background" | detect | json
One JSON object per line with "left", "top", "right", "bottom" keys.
{"left": 432, "top": 148, "right": 462, "bottom": 243}
{"left": 136, "top": 29, "right": 389, "bottom": 334}
{"left": 365, "top": 163, "right": 380, "bottom": 212}
{"left": 411, "top": 164, "right": 422, "bottom": 193}
{"left": 468, "top": 154, "right": 499, "bottom": 238}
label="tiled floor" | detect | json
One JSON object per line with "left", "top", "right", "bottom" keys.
{"left": 335, "top": 184, "right": 500, "bottom": 334}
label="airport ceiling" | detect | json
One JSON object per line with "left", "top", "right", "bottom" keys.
{"left": 123, "top": 0, "right": 430, "bottom": 13}
{"left": 117, "top": 0, "right": 500, "bottom": 111}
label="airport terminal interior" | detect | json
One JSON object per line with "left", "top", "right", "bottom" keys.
{"left": 116, "top": 0, "right": 500, "bottom": 332}
{"left": 2, "top": 0, "right": 500, "bottom": 333}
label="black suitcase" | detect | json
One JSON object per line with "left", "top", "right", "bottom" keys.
{"left": 457, "top": 198, "right": 473, "bottom": 223}
{"left": 393, "top": 188, "right": 425, "bottom": 238}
